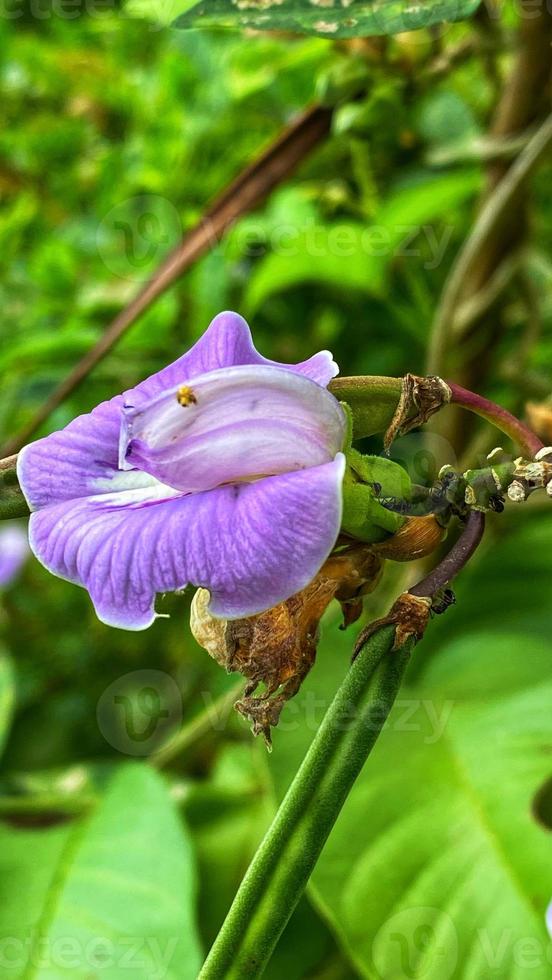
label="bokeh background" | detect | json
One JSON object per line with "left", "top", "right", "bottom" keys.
{"left": 0, "top": 4, "right": 551, "bottom": 978}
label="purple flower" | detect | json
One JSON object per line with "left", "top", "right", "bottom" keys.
{"left": 0, "top": 524, "right": 29, "bottom": 588}
{"left": 18, "top": 312, "right": 346, "bottom": 630}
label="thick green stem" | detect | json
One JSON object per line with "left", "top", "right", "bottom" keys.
{"left": 199, "top": 625, "right": 412, "bottom": 979}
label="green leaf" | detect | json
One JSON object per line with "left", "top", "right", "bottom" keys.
{"left": 0, "top": 764, "right": 202, "bottom": 978}
{"left": 0, "top": 649, "right": 15, "bottom": 759}
{"left": 172, "top": 0, "right": 482, "bottom": 39}
{"left": 184, "top": 744, "right": 274, "bottom": 947}
{"left": 268, "top": 515, "right": 552, "bottom": 979}
{"left": 126, "top": 0, "right": 198, "bottom": 26}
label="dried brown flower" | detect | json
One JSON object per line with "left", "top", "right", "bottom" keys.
{"left": 190, "top": 546, "right": 383, "bottom": 745}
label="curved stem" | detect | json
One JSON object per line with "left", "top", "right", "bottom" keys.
{"left": 448, "top": 381, "right": 544, "bottom": 457}
{"left": 410, "top": 511, "right": 485, "bottom": 599}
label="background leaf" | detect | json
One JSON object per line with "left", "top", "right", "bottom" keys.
{"left": 172, "top": 0, "right": 482, "bottom": 39}
{"left": 0, "top": 765, "right": 202, "bottom": 978}
{"left": 1, "top": 10, "right": 551, "bottom": 977}
{"left": 244, "top": 171, "right": 480, "bottom": 314}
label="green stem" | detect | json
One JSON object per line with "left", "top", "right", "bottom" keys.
{"left": 0, "top": 455, "right": 29, "bottom": 521}
{"left": 199, "top": 625, "right": 412, "bottom": 979}
{"left": 0, "top": 792, "right": 96, "bottom": 815}
{"left": 427, "top": 112, "right": 552, "bottom": 376}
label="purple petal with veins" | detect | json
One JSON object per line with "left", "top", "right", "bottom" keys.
{"left": 18, "top": 312, "right": 345, "bottom": 629}
{"left": 28, "top": 458, "right": 344, "bottom": 629}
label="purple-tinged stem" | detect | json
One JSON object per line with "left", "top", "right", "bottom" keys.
{"left": 447, "top": 381, "right": 544, "bottom": 458}
{"left": 410, "top": 510, "right": 485, "bottom": 599}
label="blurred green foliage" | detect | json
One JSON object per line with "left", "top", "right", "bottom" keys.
{"left": 0, "top": 5, "right": 551, "bottom": 978}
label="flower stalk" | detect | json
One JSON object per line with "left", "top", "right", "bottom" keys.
{"left": 447, "top": 381, "right": 544, "bottom": 458}
{"left": 199, "top": 623, "right": 411, "bottom": 979}
{"left": 199, "top": 509, "right": 487, "bottom": 978}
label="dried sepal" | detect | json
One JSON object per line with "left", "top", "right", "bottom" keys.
{"left": 190, "top": 546, "right": 383, "bottom": 746}
{"left": 384, "top": 373, "right": 451, "bottom": 451}
{"left": 190, "top": 588, "right": 231, "bottom": 668}
{"left": 353, "top": 592, "right": 432, "bottom": 659}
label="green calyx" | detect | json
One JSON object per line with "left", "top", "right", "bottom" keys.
{"left": 329, "top": 376, "right": 403, "bottom": 440}
{"left": 339, "top": 402, "right": 410, "bottom": 543}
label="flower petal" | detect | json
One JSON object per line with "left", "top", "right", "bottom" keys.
{"left": 18, "top": 312, "right": 339, "bottom": 510}
{"left": 28, "top": 456, "right": 345, "bottom": 629}
{"left": 121, "top": 365, "right": 346, "bottom": 493}
{"left": 132, "top": 311, "right": 339, "bottom": 399}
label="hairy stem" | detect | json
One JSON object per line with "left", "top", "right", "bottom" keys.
{"left": 199, "top": 625, "right": 410, "bottom": 979}
{"left": 410, "top": 511, "right": 485, "bottom": 599}
{"left": 200, "top": 512, "right": 487, "bottom": 978}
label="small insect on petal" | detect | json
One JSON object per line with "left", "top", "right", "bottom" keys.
{"left": 176, "top": 385, "right": 197, "bottom": 407}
